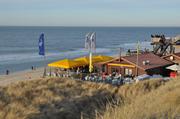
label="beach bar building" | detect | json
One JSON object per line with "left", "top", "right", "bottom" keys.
{"left": 95, "top": 53, "right": 174, "bottom": 77}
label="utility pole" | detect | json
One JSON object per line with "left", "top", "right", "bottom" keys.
{"left": 119, "top": 47, "right": 122, "bottom": 62}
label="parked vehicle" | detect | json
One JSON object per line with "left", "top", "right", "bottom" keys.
{"left": 135, "top": 74, "right": 150, "bottom": 83}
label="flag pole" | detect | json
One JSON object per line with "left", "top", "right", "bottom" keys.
{"left": 89, "top": 32, "right": 94, "bottom": 74}
{"left": 43, "top": 55, "right": 46, "bottom": 78}
{"left": 38, "top": 33, "right": 46, "bottom": 78}
{"left": 89, "top": 36, "right": 93, "bottom": 73}
{"left": 136, "top": 41, "right": 140, "bottom": 76}
{"left": 43, "top": 34, "right": 46, "bottom": 78}
{"left": 89, "top": 48, "right": 93, "bottom": 73}
{"left": 85, "top": 32, "right": 95, "bottom": 74}
{"left": 119, "top": 47, "right": 122, "bottom": 61}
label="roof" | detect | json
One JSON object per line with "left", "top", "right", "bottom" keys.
{"left": 74, "top": 55, "right": 113, "bottom": 64}
{"left": 48, "top": 59, "right": 79, "bottom": 69}
{"left": 166, "top": 64, "right": 180, "bottom": 71}
{"left": 95, "top": 55, "right": 113, "bottom": 62}
{"left": 162, "top": 52, "right": 180, "bottom": 60}
{"left": 48, "top": 55, "right": 113, "bottom": 69}
{"left": 95, "top": 57, "right": 118, "bottom": 65}
{"left": 174, "top": 52, "right": 180, "bottom": 58}
{"left": 121, "top": 53, "right": 173, "bottom": 70}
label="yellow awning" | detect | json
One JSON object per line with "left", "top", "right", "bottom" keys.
{"left": 48, "top": 59, "right": 79, "bottom": 69}
{"left": 74, "top": 56, "right": 100, "bottom": 64}
{"left": 108, "top": 63, "right": 135, "bottom": 68}
{"left": 94, "top": 55, "right": 113, "bottom": 62}
{"left": 73, "top": 60, "right": 87, "bottom": 67}
{"left": 74, "top": 57, "right": 89, "bottom": 64}
{"left": 48, "top": 55, "right": 114, "bottom": 69}
{"left": 74, "top": 55, "right": 113, "bottom": 64}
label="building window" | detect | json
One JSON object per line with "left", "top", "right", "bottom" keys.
{"left": 102, "top": 65, "right": 106, "bottom": 72}
{"left": 129, "top": 69, "right": 132, "bottom": 75}
{"left": 125, "top": 68, "right": 133, "bottom": 75}
{"left": 125, "top": 68, "right": 129, "bottom": 75}
{"left": 112, "top": 68, "right": 118, "bottom": 73}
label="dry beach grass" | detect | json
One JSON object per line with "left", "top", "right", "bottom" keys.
{"left": 0, "top": 77, "right": 179, "bottom": 119}
{"left": 0, "top": 78, "right": 117, "bottom": 119}
{"left": 101, "top": 78, "right": 180, "bottom": 119}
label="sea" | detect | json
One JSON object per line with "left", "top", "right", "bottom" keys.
{"left": 0, "top": 26, "right": 180, "bottom": 74}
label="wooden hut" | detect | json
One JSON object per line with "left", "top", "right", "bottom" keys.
{"left": 95, "top": 53, "right": 174, "bottom": 77}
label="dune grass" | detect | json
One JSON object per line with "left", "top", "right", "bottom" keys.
{"left": 0, "top": 78, "right": 118, "bottom": 119}
{"left": 101, "top": 78, "right": 180, "bottom": 119}
{"left": 0, "top": 77, "right": 179, "bottom": 119}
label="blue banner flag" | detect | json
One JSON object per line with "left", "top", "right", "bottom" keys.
{"left": 38, "top": 33, "right": 45, "bottom": 56}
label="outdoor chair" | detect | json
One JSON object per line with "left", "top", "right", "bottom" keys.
{"left": 112, "top": 79, "right": 118, "bottom": 86}
{"left": 105, "top": 77, "right": 112, "bottom": 84}
{"left": 97, "top": 77, "right": 103, "bottom": 82}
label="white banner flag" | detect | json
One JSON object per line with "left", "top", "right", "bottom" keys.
{"left": 90, "top": 32, "right": 96, "bottom": 50}
{"left": 85, "top": 32, "right": 91, "bottom": 49}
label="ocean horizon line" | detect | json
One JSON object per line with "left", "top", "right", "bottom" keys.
{"left": 0, "top": 25, "right": 180, "bottom": 28}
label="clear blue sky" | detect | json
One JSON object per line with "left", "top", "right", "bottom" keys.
{"left": 0, "top": 0, "right": 180, "bottom": 26}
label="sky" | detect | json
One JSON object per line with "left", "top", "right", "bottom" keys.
{"left": 0, "top": 0, "right": 180, "bottom": 26}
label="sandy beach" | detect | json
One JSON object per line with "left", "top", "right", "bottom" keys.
{"left": 0, "top": 48, "right": 179, "bottom": 87}
{"left": 0, "top": 67, "right": 45, "bottom": 86}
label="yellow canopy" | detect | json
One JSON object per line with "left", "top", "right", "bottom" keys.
{"left": 73, "top": 59, "right": 87, "bottom": 67}
{"left": 48, "top": 55, "right": 113, "bottom": 69}
{"left": 74, "top": 56, "right": 100, "bottom": 64}
{"left": 93, "top": 55, "right": 113, "bottom": 62}
{"left": 74, "top": 55, "right": 113, "bottom": 64}
{"left": 74, "top": 56, "right": 89, "bottom": 64}
{"left": 48, "top": 59, "right": 79, "bottom": 69}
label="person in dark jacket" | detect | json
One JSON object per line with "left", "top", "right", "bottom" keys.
{"left": 6, "top": 70, "right": 9, "bottom": 75}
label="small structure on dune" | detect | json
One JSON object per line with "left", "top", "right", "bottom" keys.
{"left": 95, "top": 52, "right": 174, "bottom": 77}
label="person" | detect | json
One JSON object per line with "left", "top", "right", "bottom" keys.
{"left": 31, "top": 66, "right": 34, "bottom": 70}
{"left": 6, "top": 70, "right": 9, "bottom": 75}
{"left": 119, "top": 74, "right": 122, "bottom": 79}
{"left": 127, "top": 49, "right": 131, "bottom": 56}
{"left": 80, "top": 73, "right": 83, "bottom": 80}
{"left": 102, "top": 72, "right": 106, "bottom": 80}
{"left": 112, "top": 72, "right": 116, "bottom": 77}
{"left": 76, "top": 67, "right": 80, "bottom": 74}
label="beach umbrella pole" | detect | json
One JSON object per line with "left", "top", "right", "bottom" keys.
{"left": 89, "top": 50, "right": 93, "bottom": 73}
